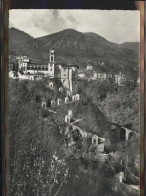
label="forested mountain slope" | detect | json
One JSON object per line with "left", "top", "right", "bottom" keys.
{"left": 9, "top": 28, "right": 140, "bottom": 80}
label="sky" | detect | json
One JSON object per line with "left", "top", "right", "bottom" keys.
{"left": 9, "top": 9, "right": 140, "bottom": 44}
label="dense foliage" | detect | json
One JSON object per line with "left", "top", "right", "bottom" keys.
{"left": 78, "top": 80, "right": 139, "bottom": 131}
{"left": 8, "top": 79, "right": 139, "bottom": 196}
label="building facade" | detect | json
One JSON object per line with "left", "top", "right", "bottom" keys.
{"left": 115, "top": 72, "right": 126, "bottom": 86}
{"left": 86, "top": 65, "right": 93, "bottom": 71}
{"left": 54, "top": 63, "right": 78, "bottom": 95}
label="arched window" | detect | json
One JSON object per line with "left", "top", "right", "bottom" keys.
{"left": 57, "top": 99, "right": 61, "bottom": 105}
{"left": 68, "top": 110, "right": 72, "bottom": 117}
{"left": 49, "top": 82, "right": 53, "bottom": 88}
{"left": 67, "top": 91, "right": 70, "bottom": 96}
{"left": 42, "top": 101, "right": 46, "bottom": 109}
{"left": 65, "top": 115, "right": 70, "bottom": 124}
{"left": 93, "top": 139, "right": 96, "bottom": 144}
{"left": 59, "top": 87, "right": 63, "bottom": 92}
{"left": 72, "top": 96, "right": 75, "bottom": 101}
{"left": 51, "top": 56, "right": 53, "bottom": 62}
{"left": 76, "top": 94, "right": 80, "bottom": 100}
{"left": 65, "top": 97, "right": 69, "bottom": 103}
{"left": 51, "top": 100, "right": 56, "bottom": 107}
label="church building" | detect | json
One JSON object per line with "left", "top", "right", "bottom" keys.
{"left": 16, "top": 49, "right": 79, "bottom": 95}
{"left": 47, "top": 49, "right": 79, "bottom": 95}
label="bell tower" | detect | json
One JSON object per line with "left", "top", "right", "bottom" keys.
{"left": 48, "top": 49, "right": 55, "bottom": 78}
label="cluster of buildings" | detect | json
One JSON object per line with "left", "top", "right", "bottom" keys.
{"left": 78, "top": 65, "right": 126, "bottom": 86}
{"left": 9, "top": 49, "right": 79, "bottom": 96}
{"left": 41, "top": 93, "right": 80, "bottom": 109}
{"left": 9, "top": 49, "right": 127, "bottom": 87}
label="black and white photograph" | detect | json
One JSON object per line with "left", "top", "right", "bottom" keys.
{"left": 8, "top": 9, "right": 140, "bottom": 196}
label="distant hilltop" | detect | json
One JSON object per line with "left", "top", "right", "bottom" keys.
{"left": 9, "top": 27, "right": 140, "bottom": 80}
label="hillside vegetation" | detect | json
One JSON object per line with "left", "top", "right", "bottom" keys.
{"left": 9, "top": 78, "right": 139, "bottom": 196}
{"left": 78, "top": 79, "right": 139, "bottom": 131}
{"left": 9, "top": 27, "right": 33, "bottom": 47}
{"left": 7, "top": 79, "right": 115, "bottom": 195}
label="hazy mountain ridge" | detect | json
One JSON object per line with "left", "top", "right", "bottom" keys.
{"left": 9, "top": 28, "right": 140, "bottom": 79}
{"left": 119, "top": 42, "right": 140, "bottom": 51}
{"left": 9, "top": 27, "right": 34, "bottom": 47}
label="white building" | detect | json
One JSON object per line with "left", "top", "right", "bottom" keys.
{"left": 92, "top": 135, "right": 98, "bottom": 146}
{"left": 66, "top": 91, "right": 71, "bottom": 96}
{"left": 97, "top": 73, "right": 107, "bottom": 80}
{"left": 68, "top": 110, "right": 73, "bottom": 118}
{"left": 42, "top": 98, "right": 47, "bottom": 109}
{"left": 18, "top": 72, "right": 29, "bottom": 80}
{"left": 75, "top": 94, "right": 80, "bottom": 100}
{"left": 51, "top": 99, "right": 56, "bottom": 107}
{"left": 49, "top": 81, "right": 54, "bottom": 88}
{"left": 57, "top": 98, "right": 62, "bottom": 106}
{"left": 9, "top": 71, "right": 18, "bottom": 79}
{"left": 115, "top": 72, "right": 125, "bottom": 86}
{"left": 98, "top": 137, "right": 105, "bottom": 153}
{"left": 86, "top": 65, "right": 93, "bottom": 71}
{"left": 72, "top": 95, "right": 76, "bottom": 101}
{"left": 59, "top": 87, "right": 63, "bottom": 92}
{"left": 65, "top": 115, "right": 71, "bottom": 124}
{"left": 78, "top": 73, "right": 85, "bottom": 78}
{"left": 28, "top": 75, "right": 35, "bottom": 80}
{"left": 14, "top": 50, "right": 79, "bottom": 100}
{"left": 65, "top": 97, "right": 69, "bottom": 103}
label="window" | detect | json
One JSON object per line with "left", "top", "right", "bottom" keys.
{"left": 94, "top": 139, "right": 96, "bottom": 144}
{"left": 67, "top": 91, "right": 70, "bottom": 96}
{"left": 59, "top": 88, "right": 63, "bottom": 92}
{"left": 51, "top": 56, "right": 53, "bottom": 62}
{"left": 67, "top": 117, "right": 70, "bottom": 123}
